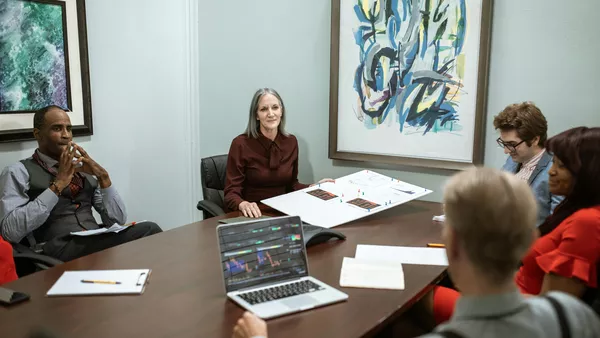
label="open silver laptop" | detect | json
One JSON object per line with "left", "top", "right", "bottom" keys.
{"left": 216, "top": 215, "right": 348, "bottom": 319}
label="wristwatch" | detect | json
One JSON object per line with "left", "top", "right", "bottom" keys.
{"left": 49, "top": 181, "right": 62, "bottom": 196}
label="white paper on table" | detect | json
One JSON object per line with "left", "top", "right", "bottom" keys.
{"left": 47, "top": 269, "right": 151, "bottom": 296}
{"left": 70, "top": 223, "right": 129, "bottom": 236}
{"left": 355, "top": 245, "right": 448, "bottom": 266}
{"left": 432, "top": 214, "right": 446, "bottom": 222}
{"left": 339, "top": 257, "right": 405, "bottom": 290}
{"left": 262, "top": 170, "right": 432, "bottom": 228}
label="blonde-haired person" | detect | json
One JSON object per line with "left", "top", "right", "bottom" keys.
{"left": 232, "top": 168, "right": 600, "bottom": 338}
{"left": 224, "top": 88, "right": 332, "bottom": 218}
{"left": 434, "top": 127, "right": 600, "bottom": 326}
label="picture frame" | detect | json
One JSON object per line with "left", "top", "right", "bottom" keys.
{"left": 0, "top": 0, "right": 93, "bottom": 143}
{"left": 329, "top": 0, "right": 493, "bottom": 170}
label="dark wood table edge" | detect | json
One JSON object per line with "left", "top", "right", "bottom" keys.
{"left": 2, "top": 202, "right": 448, "bottom": 338}
{"left": 362, "top": 271, "right": 447, "bottom": 337}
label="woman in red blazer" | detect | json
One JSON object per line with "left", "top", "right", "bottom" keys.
{"left": 433, "top": 127, "right": 600, "bottom": 324}
{"left": 0, "top": 236, "right": 17, "bottom": 284}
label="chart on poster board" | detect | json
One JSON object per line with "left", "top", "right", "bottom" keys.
{"left": 262, "top": 170, "right": 432, "bottom": 228}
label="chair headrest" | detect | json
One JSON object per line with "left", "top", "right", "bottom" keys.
{"left": 201, "top": 154, "right": 228, "bottom": 190}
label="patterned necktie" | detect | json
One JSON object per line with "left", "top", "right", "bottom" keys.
{"left": 32, "top": 152, "right": 84, "bottom": 197}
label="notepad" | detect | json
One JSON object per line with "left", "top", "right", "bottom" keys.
{"left": 47, "top": 269, "right": 151, "bottom": 296}
{"left": 355, "top": 245, "right": 449, "bottom": 266}
{"left": 339, "top": 257, "right": 405, "bottom": 290}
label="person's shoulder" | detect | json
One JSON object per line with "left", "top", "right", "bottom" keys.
{"left": 0, "top": 161, "right": 29, "bottom": 193}
{"left": 230, "top": 134, "right": 250, "bottom": 147}
{"left": 527, "top": 291, "right": 592, "bottom": 315}
{"left": 279, "top": 133, "right": 298, "bottom": 145}
{"left": 282, "top": 132, "right": 297, "bottom": 140}
{"left": 525, "top": 293, "right": 572, "bottom": 324}
{"left": 530, "top": 291, "right": 600, "bottom": 336}
{"left": 1, "top": 160, "right": 29, "bottom": 179}
{"left": 538, "top": 150, "right": 553, "bottom": 167}
{"left": 228, "top": 134, "right": 253, "bottom": 158}
{"left": 567, "top": 206, "right": 600, "bottom": 224}
{"left": 544, "top": 290, "right": 584, "bottom": 304}
{"left": 500, "top": 156, "right": 517, "bottom": 172}
{"left": 232, "top": 134, "right": 249, "bottom": 142}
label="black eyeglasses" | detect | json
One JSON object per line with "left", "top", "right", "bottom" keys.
{"left": 496, "top": 138, "right": 526, "bottom": 153}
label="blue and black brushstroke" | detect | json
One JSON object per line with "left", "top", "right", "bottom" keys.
{"left": 352, "top": 0, "right": 466, "bottom": 134}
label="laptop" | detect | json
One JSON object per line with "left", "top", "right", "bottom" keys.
{"left": 216, "top": 215, "right": 348, "bottom": 319}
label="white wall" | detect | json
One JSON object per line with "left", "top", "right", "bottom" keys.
{"left": 198, "top": 0, "right": 600, "bottom": 203}
{"left": 484, "top": 0, "right": 600, "bottom": 167}
{"left": 0, "top": 0, "right": 201, "bottom": 230}
{"left": 2, "top": 0, "right": 597, "bottom": 231}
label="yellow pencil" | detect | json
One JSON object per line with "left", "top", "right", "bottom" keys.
{"left": 81, "top": 279, "right": 122, "bottom": 285}
{"left": 427, "top": 243, "right": 445, "bottom": 248}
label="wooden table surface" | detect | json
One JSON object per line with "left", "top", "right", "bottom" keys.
{"left": 0, "top": 201, "right": 445, "bottom": 338}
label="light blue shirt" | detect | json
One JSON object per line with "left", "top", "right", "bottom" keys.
{"left": 501, "top": 151, "right": 563, "bottom": 226}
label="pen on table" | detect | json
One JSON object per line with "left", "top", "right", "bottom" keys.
{"left": 427, "top": 243, "right": 445, "bottom": 248}
{"left": 81, "top": 279, "right": 122, "bottom": 284}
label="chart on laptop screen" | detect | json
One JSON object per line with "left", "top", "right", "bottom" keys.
{"left": 218, "top": 218, "right": 308, "bottom": 292}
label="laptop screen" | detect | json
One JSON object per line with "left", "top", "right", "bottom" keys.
{"left": 218, "top": 216, "right": 308, "bottom": 293}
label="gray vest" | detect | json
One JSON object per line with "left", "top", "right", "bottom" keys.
{"left": 21, "top": 158, "right": 100, "bottom": 243}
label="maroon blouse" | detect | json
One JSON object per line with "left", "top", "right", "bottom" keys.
{"left": 224, "top": 132, "right": 309, "bottom": 211}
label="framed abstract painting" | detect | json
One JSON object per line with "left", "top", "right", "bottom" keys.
{"left": 329, "top": 0, "right": 492, "bottom": 169}
{"left": 0, "top": 0, "right": 92, "bottom": 142}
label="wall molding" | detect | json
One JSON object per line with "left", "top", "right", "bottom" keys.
{"left": 184, "top": 0, "right": 202, "bottom": 222}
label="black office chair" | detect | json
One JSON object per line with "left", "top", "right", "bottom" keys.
{"left": 11, "top": 241, "right": 63, "bottom": 277}
{"left": 197, "top": 154, "right": 228, "bottom": 219}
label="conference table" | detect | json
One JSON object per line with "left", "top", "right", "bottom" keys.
{"left": 0, "top": 201, "right": 446, "bottom": 338}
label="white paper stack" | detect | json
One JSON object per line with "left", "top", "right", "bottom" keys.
{"left": 70, "top": 223, "right": 130, "bottom": 236}
{"left": 339, "top": 257, "right": 405, "bottom": 290}
{"left": 338, "top": 245, "right": 448, "bottom": 291}
{"left": 355, "top": 245, "right": 448, "bottom": 266}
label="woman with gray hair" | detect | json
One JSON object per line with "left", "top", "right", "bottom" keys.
{"left": 224, "top": 88, "right": 332, "bottom": 218}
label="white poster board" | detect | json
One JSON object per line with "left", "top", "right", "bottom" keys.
{"left": 262, "top": 170, "right": 432, "bottom": 228}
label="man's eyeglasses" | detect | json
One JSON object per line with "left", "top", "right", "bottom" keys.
{"left": 496, "top": 138, "right": 526, "bottom": 153}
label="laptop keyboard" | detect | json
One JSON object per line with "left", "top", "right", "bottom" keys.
{"left": 239, "top": 280, "right": 325, "bottom": 305}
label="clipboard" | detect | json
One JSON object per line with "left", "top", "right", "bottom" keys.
{"left": 46, "top": 269, "right": 152, "bottom": 296}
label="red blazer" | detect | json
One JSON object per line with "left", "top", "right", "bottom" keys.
{"left": 517, "top": 206, "right": 600, "bottom": 295}
{"left": 0, "top": 236, "right": 17, "bottom": 285}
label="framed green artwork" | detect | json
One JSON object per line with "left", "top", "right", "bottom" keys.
{"left": 0, "top": 0, "right": 92, "bottom": 142}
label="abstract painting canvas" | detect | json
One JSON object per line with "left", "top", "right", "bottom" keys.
{"left": 0, "top": 0, "right": 92, "bottom": 142}
{"left": 329, "top": 0, "right": 492, "bottom": 169}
